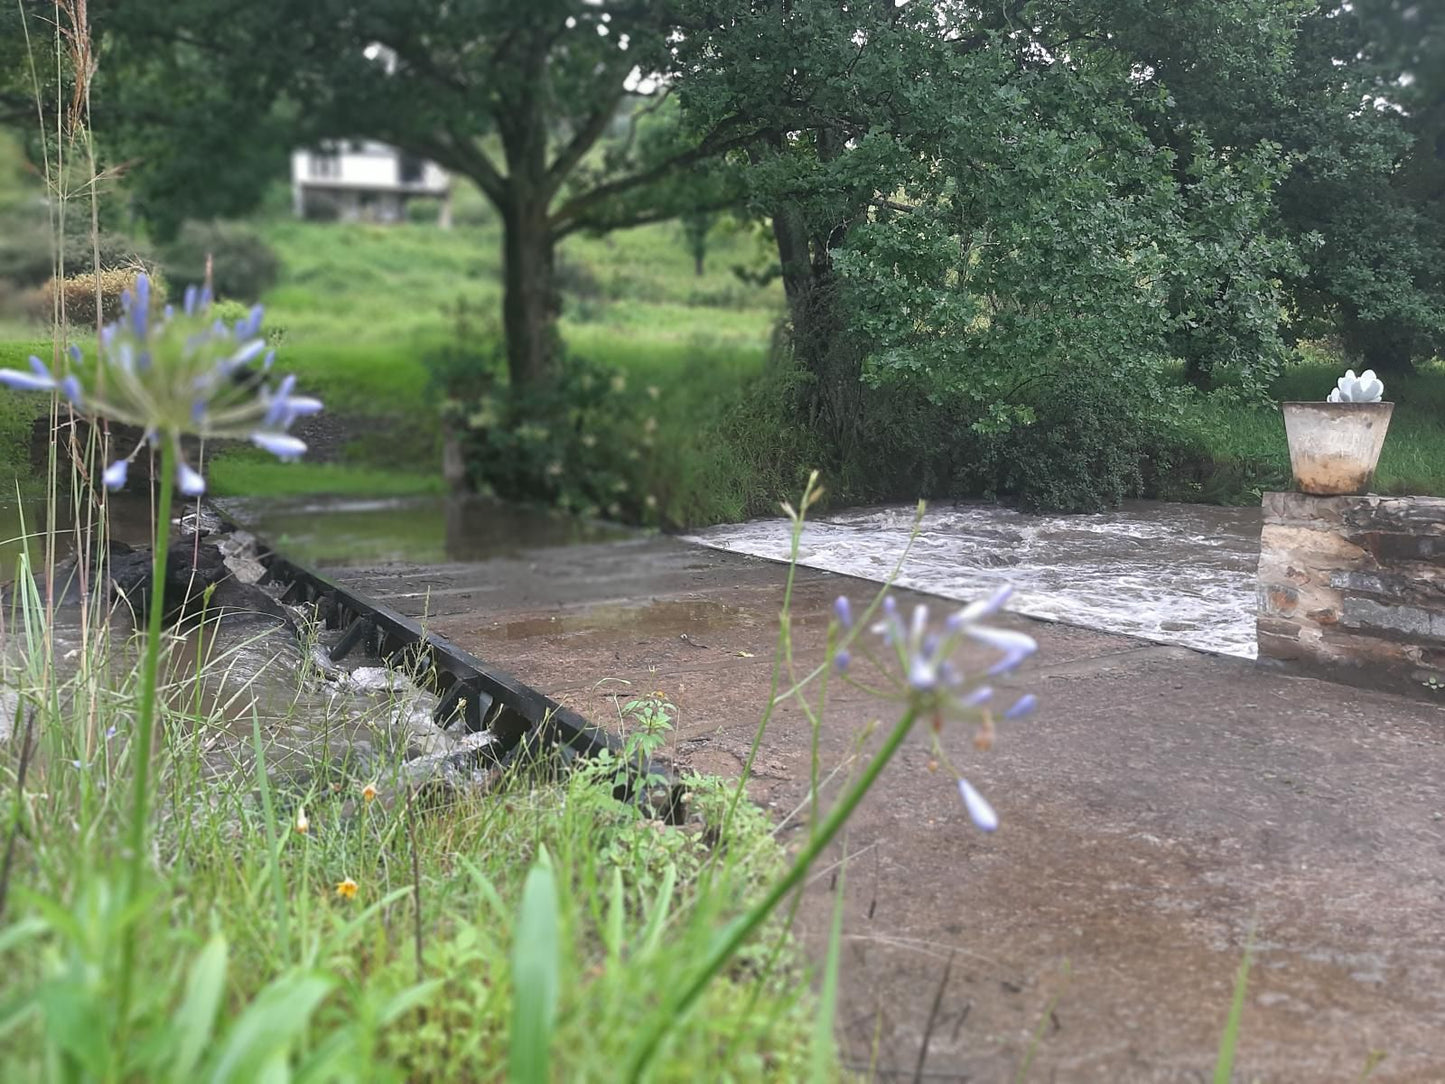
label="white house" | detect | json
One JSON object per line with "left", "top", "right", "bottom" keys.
{"left": 290, "top": 140, "right": 452, "bottom": 226}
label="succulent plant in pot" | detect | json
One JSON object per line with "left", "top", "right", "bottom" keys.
{"left": 1281, "top": 369, "right": 1393, "bottom": 495}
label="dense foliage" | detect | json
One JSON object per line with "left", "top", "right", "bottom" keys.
{"left": 6, "top": 0, "right": 1442, "bottom": 512}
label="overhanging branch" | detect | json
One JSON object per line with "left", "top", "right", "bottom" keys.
{"left": 548, "top": 115, "right": 758, "bottom": 233}
{"left": 543, "top": 84, "right": 628, "bottom": 199}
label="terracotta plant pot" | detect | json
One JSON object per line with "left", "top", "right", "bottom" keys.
{"left": 1281, "top": 401, "right": 1394, "bottom": 496}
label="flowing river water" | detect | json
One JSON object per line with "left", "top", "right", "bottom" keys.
{"left": 686, "top": 500, "right": 1263, "bottom": 659}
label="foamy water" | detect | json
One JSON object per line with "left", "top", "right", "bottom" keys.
{"left": 686, "top": 500, "right": 1262, "bottom": 658}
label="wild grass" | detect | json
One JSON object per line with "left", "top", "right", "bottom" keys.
{"left": 0, "top": 546, "right": 835, "bottom": 1080}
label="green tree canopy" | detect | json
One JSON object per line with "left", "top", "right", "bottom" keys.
{"left": 94, "top": 0, "right": 758, "bottom": 388}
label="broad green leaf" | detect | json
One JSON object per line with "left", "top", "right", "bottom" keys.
{"left": 205, "top": 971, "right": 333, "bottom": 1084}
{"left": 169, "top": 934, "right": 228, "bottom": 1083}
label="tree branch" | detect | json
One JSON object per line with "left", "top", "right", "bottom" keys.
{"left": 543, "top": 84, "right": 627, "bottom": 198}
{"left": 548, "top": 116, "right": 759, "bottom": 232}
{"left": 552, "top": 187, "right": 742, "bottom": 239}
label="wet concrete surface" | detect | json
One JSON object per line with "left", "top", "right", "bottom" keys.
{"left": 322, "top": 534, "right": 1445, "bottom": 1082}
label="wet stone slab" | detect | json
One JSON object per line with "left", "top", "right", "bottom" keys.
{"left": 321, "top": 533, "right": 1445, "bottom": 1083}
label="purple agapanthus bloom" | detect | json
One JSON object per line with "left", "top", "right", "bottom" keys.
{"left": 0, "top": 273, "right": 321, "bottom": 494}
{"left": 957, "top": 778, "right": 999, "bottom": 832}
{"left": 831, "top": 584, "right": 1038, "bottom": 831}
{"left": 869, "top": 588, "right": 1036, "bottom": 701}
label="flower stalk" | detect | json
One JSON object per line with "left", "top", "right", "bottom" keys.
{"left": 626, "top": 706, "right": 921, "bottom": 1081}
{"left": 116, "top": 435, "right": 174, "bottom": 1025}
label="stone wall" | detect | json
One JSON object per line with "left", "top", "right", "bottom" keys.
{"left": 1257, "top": 491, "right": 1445, "bottom": 695}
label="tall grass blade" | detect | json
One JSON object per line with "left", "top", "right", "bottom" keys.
{"left": 1214, "top": 943, "right": 1253, "bottom": 1084}
{"left": 638, "top": 862, "right": 677, "bottom": 960}
{"left": 509, "top": 846, "right": 561, "bottom": 1084}
{"left": 251, "top": 709, "right": 291, "bottom": 961}
{"left": 1014, "top": 960, "right": 1069, "bottom": 1083}
{"left": 810, "top": 855, "right": 846, "bottom": 1084}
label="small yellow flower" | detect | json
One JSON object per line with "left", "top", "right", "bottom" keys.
{"left": 652, "top": 690, "right": 668, "bottom": 699}
{"left": 647, "top": 385, "right": 660, "bottom": 400}
{"left": 335, "top": 878, "right": 358, "bottom": 900}
{"left": 361, "top": 783, "right": 378, "bottom": 804}
{"left": 295, "top": 805, "right": 309, "bottom": 834}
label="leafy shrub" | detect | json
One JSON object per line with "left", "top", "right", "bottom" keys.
{"left": 0, "top": 209, "right": 151, "bottom": 288}
{"left": 449, "top": 193, "right": 495, "bottom": 228}
{"left": 299, "top": 190, "right": 342, "bottom": 222}
{"left": 452, "top": 355, "right": 658, "bottom": 522}
{"left": 160, "top": 222, "right": 280, "bottom": 302}
{"left": 405, "top": 198, "right": 443, "bottom": 225}
{"left": 968, "top": 368, "right": 1195, "bottom": 513}
{"left": 554, "top": 254, "right": 602, "bottom": 301}
{"left": 28, "top": 266, "right": 165, "bottom": 329}
{"left": 428, "top": 318, "right": 661, "bottom": 523}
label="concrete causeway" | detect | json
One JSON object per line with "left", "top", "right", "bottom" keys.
{"left": 322, "top": 533, "right": 1445, "bottom": 1082}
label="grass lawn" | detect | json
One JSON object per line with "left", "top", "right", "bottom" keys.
{"left": 0, "top": 336, "right": 54, "bottom": 489}
{"left": 1185, "top": 358, "right": 1445, "bottom": 502}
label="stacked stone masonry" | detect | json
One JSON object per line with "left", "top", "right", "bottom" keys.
{"left": 1257, "top": 492, "right": 1445, "bottom": 694}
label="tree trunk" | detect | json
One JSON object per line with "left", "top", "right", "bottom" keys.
{"left": 771, "top": 201, "right": 864, "bottom": 453}
{"left": 500, "top": 197, "right": 560, "bottom": 390}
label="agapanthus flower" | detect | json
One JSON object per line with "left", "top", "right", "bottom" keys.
{"left": 0, "top": 274, "right": 321, "bottom": 495}
{"left": 869, "top": 586, "right": 1037, "bottom": 705}
{"left": 833, "top": 585, "right": 1039, "bottom": 830}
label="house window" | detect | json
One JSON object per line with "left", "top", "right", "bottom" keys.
{"left": 398, "top": 153, "right": 424, "bottom": 184}
{"left": 309, "top": 150, "right": 340, "bottom": 179}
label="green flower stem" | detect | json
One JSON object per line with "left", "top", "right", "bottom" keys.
{"left": 626, "top": 706, "right": 919, "bottom": 1082}
{"left": 118, "top": 437, "right": 175, "bottom": 1023}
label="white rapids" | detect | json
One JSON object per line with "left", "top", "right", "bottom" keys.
{"left": 686, "top": 500, "right": 1263, "bottom": 659}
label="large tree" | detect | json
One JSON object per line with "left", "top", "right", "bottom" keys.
{"left": 93, "top": 0, "right": 757, "bottom": 390}
{"left": 1059, "top": 0, "right": 1445, "bottom": 374}
{"left": 666, "top": 0, "right": 1302, "bottom": 451}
